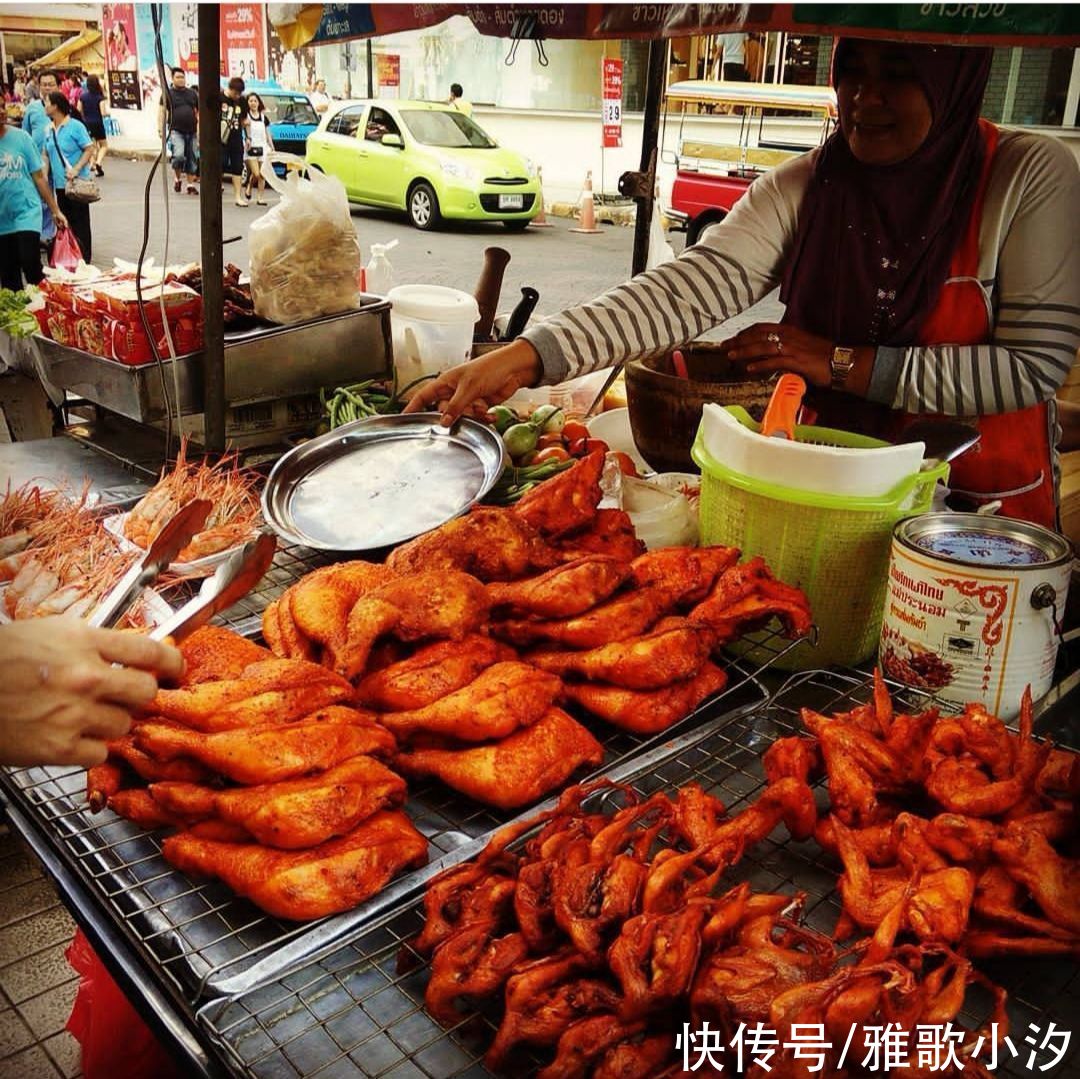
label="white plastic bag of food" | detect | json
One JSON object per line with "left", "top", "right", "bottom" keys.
{"left": 249, "top": 153, "right": 362, "bottom": 325}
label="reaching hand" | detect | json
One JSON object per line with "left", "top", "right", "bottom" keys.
{"left": 54, "top": 210, "right": 69, "bottom": 231}
{"left": 402, "top": 340, "right": 544, "bottom": 425}
{"left": 0, "top": 621, "right": 184, "bottom": 768}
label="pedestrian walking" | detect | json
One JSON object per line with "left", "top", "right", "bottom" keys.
{"left": 77, "top": 74, "right": 109, "bottom": 176}
{"left": 162, "top": 67, "right": 199, "bottom": 194}
{"left": 221, "top": 77, "right": 250, "bottom": 207}
{"left": 0, "top": 100, "right": 68, "bottom": 290}
{"left": 243, "top": 92, "right": 273, "bottom": 205}
{"left": 44, "top": 92, "right": 94, "bottom": 261}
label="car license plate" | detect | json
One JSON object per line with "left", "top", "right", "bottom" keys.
{"left": 498, "top": 194, "right": 524, "bottom": 210}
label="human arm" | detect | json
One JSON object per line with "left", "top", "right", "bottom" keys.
{"left": 407, "top": 156, "right": 804, "bottom": 421}
{"left": 32, "top": 168, "right": 68, "bottom": 230}
{"left": 64, "top": 123, "right": 94, "bottom": 180}
{"left": 0, "top": 621, "right": 183, "bottom": 768}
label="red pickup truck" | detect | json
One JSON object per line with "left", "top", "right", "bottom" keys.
{"left": 663, "top": 81, "right": 837, "bottom": 246}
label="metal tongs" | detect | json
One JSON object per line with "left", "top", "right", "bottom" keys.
{"left": 150, "top": 532, "right": 277, "bottom": 643}
{"left": 88, "top": 499, "right": 213, "bottom": 629}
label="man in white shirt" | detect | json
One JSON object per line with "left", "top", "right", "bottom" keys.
{"left": 309, "top": 79, "right": 331, "bottom": 114}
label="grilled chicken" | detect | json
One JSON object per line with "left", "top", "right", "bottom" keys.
{"left": 161, "top": 810, "right": 428, "bottom": 920}
{"left": 487, "top": 556, "right": 631, "bottom": 620}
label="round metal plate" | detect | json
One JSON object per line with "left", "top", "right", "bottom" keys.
{"left": 261, "top": 414, "right": 507, "bottom": 552}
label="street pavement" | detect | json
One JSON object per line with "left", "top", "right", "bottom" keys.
{"left": 91, "top": 156, "right": 782, "bottom": 334}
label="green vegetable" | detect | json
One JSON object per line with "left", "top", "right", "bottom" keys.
{"left": 483, "top": 456, "right": 575, "bottom": 505}
{"left": 490, "top": 405, "right": 517, "bottom": 434}
{"left": 529, "top": 404, "right": 563, "bottom": 432}
{"left": 502, "top": 422, "right": 539, "bottom": 459}
{"left": 0, "top": 289, "right": 39, "bottom": 338}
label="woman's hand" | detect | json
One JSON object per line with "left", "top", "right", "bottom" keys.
{"left": 723, "top": 322, "right": 835, "bottom": 388}
{"left": 0, "top": 621, "right": 184, "bottom": 769}
{"left": 65, "top": 165, "right": 77, "bottom": 182}
{"left": 403, "top": 340, "right": 544, "bottom": 425}
{"left": 54, "top": 210, "right": 69, "bottom": 231}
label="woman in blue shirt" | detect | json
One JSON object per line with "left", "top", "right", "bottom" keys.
{"left": 44, "top": 91, "right": 94, "bottom": 261}
{"left": 0, "top": 99, "right": 68, "bottom": 290}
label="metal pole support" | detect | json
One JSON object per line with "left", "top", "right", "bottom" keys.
{"left": 198, "top": 3, "right": 226, "bottom": 453}
{"left": 623, "top": 39, "right": 667, "bottom": 277}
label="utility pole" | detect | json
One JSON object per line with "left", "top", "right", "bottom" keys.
{"left": 367, "top": 40, "right": 374, "bottom": 97}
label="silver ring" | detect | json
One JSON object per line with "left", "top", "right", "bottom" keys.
{"left": 39, "top": 664, "right": 50, "bottom": 685}
{"left": 767, "top": 332, "right": 782, "bottom": 354}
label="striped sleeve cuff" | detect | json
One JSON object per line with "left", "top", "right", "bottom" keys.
{"left": 867, "top": 345, "right": 906, "bottom": 406}
{"left": 520, "top": 324, "right": 571, "bottom": 386}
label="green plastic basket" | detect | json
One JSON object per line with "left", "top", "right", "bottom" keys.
{"left": 691, "top": 410, "right": 949, "bottom": 670}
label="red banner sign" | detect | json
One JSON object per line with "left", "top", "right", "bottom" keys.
{"left": 220, "top": 3, "right": 267, "bottom": 81}
{"left": 376, "top": 53, "right": 401, "bottom": 98}
{"left": 602, "top": 57, "right": 623, "bottom": 149}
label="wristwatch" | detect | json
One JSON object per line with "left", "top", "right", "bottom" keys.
{"left": 830, "top": 346, "right": 856, "bottom": 389}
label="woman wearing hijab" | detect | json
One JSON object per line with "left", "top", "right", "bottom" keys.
{"left": 407, "top": 39, "right": 1080, "bottom": 528}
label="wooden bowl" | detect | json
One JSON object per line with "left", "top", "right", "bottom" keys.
{"left": 625, "top": 344, "right": 776, "bottom": 473}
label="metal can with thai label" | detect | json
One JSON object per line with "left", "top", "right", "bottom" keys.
{"left": 880, "top": 513, "right": 1073, "bottom": 719}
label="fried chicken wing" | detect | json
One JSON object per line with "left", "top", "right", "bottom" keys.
{"left": 380, "top": 662, "right": 561, "bottom": 743}
{"left": 689, "top": 557, "right": 813, "bottom": 642}
{"left": 512, "top": 451, "right": 604, "bottom": 538}
{"left": 355, "top": 635, "right": 515, "bottom": 711}
{"left": 425, "top": 922, "right": 530, "bottom": 1025}
{"left": 151, "top": 659, "right": 354, "bottom": 732}
{"left": 396, "top": 708, "right": 604, "bottom": 810}
{"left": 411, "top": 859, "right": 519, "bottom": 957}
{"left": 387, "top": 505, "right": 558, "bottom": 581}
{"left": 993, "top": 823, "right": 1080, "bottom": 934}
{"left": 495, "top": 586, "right": 675, "bottom": 649}
{"left": 177, "top": 626, "right": 273, "bottom": 684}
{"left": 610, "top": 900, "right": 713, "bottom": 1019}
{"left": 487, "top": 556, "right": 631, "bottom": 619}
{"left": 135, "top": 710, "right": 395, "bottom": 785}
{"left": 107, "top": 788, "right": 193, "bottom": 831}
{"left": 763, "top": 736, "right": 822, "bottom": 786}
{"left": 528, "top": 617, "right": 711, "bottom": 690}
{"left": 338, "top": 570, "right": 490, "bottom": 680}
{"left": 161, "top": 810, "right": 428, "bottom": 920}
{"left": 560, "top": 661, "right": 728, "bottom": 734}
{"left": 536, "top": 1015, "right": 647, "bottom": 1079}
{"left": 274, "top": 588, "right": 319, "bottom": 661}
{"left": 553, "top": 509, "right": 645, "bottom": 562}
{"left": 629, "top": 546, "right": 741, "bottom": 606}
{"left": 150, "top": 756, "right": 406, "bottom": 849}
{"left": 593, "top": 1034, "right": 673, "bottom": 1079}
{"left": 486, "top": 951, "right": 619, "bottom": 1071}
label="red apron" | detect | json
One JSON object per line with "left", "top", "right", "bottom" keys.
{"left": 894, "top": 120, "right": 1057, "bottom": 528}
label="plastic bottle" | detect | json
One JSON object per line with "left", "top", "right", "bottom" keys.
{"left": 365, "top": 240, "right": 399, "bottom": 295}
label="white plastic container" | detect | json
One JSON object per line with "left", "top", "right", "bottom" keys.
{"left": 701, "top": 402, "right": 925, "bottom": 499}
{"left": 388, "top": 284, "right": 480, "bottom": 383}
{"left": 621, "top": 475, "right": 697, "bottom": 549}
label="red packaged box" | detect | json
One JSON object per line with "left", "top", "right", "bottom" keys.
{"left": 105, "top": 315, "right": 203, "bottom": 365}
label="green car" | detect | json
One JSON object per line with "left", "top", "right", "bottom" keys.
{"left": 305, "top": 99, "right": 541, "bottom": 231}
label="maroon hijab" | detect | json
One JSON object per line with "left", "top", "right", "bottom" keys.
{"left": 780, "top": 39, "right": 993, "bottom": 347}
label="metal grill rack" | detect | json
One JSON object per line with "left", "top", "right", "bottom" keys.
{"left": 0, "top": 573, "right": 807, "bottom": 1008}
{"left": 197, "top": 668, "right": 1078, "bottom": 1079}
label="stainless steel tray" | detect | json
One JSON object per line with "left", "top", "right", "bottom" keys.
{"left": 196, "top": 669, "right": 1079, "bottom": 1079}
{"left": 30, "top": 301, "right": 392, "bottom": 424}
{"left": 0, "top": 613, "right": 805, "bottom": 1006}
{"left": 261, "top": 415, "right": 506, "bottom": 552}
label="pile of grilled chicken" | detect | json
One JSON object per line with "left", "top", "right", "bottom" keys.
{"left": 260, "top": 452, "right": 812, "bottom": 808}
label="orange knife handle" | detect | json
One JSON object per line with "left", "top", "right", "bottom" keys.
{"left": 760, "top": 373, "right": 806, "bottom": 440}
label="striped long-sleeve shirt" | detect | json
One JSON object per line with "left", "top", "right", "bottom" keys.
{"left": 522, "top": 129, "right": 1080, "bottom": 417}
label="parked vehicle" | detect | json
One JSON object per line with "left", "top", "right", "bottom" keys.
{"left": 305, "top": 99, "right": 541, "bottom": 230}
{"left": 664, "top": 81, "right": 836, "bottom": 245}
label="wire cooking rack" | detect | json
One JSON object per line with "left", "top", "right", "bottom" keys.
{"left": 0, "top": 537, "right": 810, "bottom": 1007}
{"left": 197, "top": 668, "right": 1078, "bottom": 1079}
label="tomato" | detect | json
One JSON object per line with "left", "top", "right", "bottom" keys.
{"left": 561, "top": 420, "right": 591, "bottom": 443}
{"left": 611, "top": 451, "right": 640, "bottom": 477}
{"left": 584, "top": 438, "right": 609, "bottom": 455}
{"left": 533, "top": 446, "right": 571, "bottom": 464}
{"left": 518, "top": 450, "right": 540, "bottom": 466}
{"left": 536, "top": 432, "right": 566, "bottom": 450}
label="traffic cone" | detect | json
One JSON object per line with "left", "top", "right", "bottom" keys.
{"left": 529, "top": 167, "right": 554, "bottom": 228}
{"left": 569, "top": 170, "right": 603, "bottom": 235}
